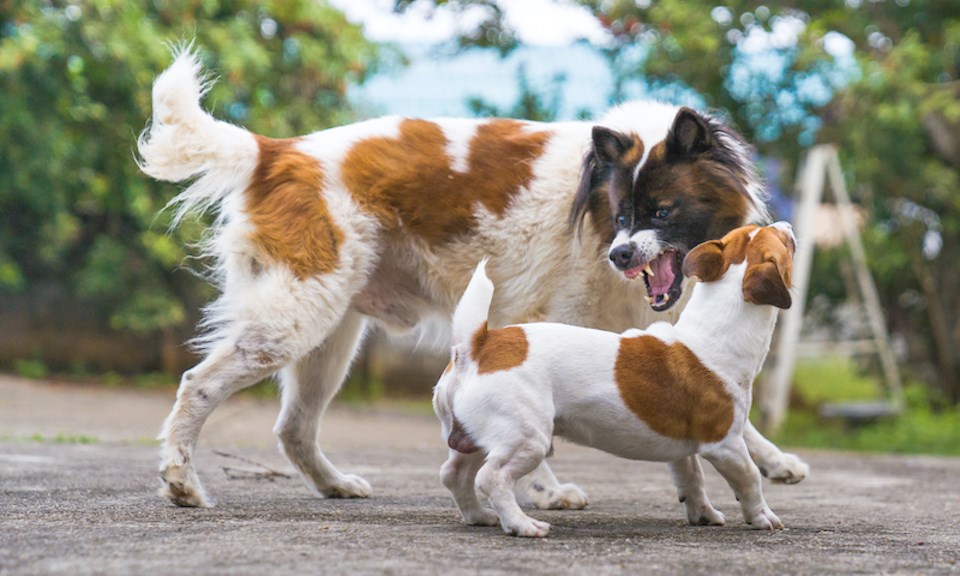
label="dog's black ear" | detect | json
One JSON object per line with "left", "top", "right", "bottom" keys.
{"left": 682, "top": 240, "right": 725, "bottom": 282}
{"left": 569, "top": 148, "right": 600, "bottom": 236}
{"left": 592, "top": 126, "right": 634, "bottom": 165}
{"left": 743, "top": 260, "right": 792, "bottom": 309}
{"left": 667, "top": 107, "right": 714, "bottom": 157}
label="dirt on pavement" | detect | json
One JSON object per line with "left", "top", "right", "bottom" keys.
{"left": 1, "top": 375, "right": 958, "bottom": 575}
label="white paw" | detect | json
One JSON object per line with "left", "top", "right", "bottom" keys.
{"left": 321, "top": 474, "right": 372, "bottom": 499}
{"left": 746, "top": 506, "right": 783, "bottom": 530}
{"left": 760, "top": 453, "right": 809, "bottom": 485}
{"left": 463, "top": 508, "right": 500, "bottom": 527}
{"left": 528, "top": 482, "right": 589, "bottom": 510}
{"left": 159, "top": 464, "right": 210, "bottom": 508}
{"left": 502, "top": 515, "right": 551, "bottom": 538}
{"left": 684, "top": 501, "right": 726, "bottom": 526}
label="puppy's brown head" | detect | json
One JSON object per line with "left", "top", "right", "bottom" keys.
{"left": 682, "top": 222, "right": 795, "bottom": 309}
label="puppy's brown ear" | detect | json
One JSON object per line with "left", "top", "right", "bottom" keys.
{"left": 682, "top": 240, "right": 724, "bottom": 282}
{"left": 743, "top": 260, "right": 792, "bottom": 309}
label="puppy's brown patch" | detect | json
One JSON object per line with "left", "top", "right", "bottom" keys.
{"left": 615, "top": 335, "right": 734, "bottom": 443}
{"left": 246, "top": 136, "right": 342, "bottom": 278}
{"left": 341, "top": 119, "right": 550, "bottom": 245}
{"left": 471, "top": 325, "right": 529, "bottom": 375}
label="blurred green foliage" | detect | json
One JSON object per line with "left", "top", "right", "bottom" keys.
{"left": 400, "top": 0, "right": 960, "bottom": 405}
{"left": 779, "top": 357, "right": 960, "bottom": 455}
{"left": 0, "top": 0, "right": 376, "bottom": 345}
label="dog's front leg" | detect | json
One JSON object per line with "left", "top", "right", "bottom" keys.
{"left": 702, "top": 439, "right": 784, "bottom": 530}
{"left": 743, "top": 421, "right": 809, "bottom": 484}
{"left": 513, "top": 459, "right": 589, "bottom": 510}
{"left": 668, "top": 456, "right": 726, "bottom": 526}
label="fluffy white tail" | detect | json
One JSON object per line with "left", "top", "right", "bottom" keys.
{"left": 136, "top": 47, "right": 259, "bottom": 225}
{"left": 451, "top": 259, "right": 495, "bottom": 353}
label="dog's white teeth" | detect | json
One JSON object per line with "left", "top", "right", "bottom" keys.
{"left": 643, "top": 264, "right": 654, "bottom": 277}
{"left": 661, "top": 293, "right": 671, "bottom": 304}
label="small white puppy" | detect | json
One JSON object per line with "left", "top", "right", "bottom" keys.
{"left": 433, "top": 223, "right": 796, "bottom": 537}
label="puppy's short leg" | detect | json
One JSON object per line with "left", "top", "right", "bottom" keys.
{"left": 440, "top": 450, "right": 499, "bottom": 526}
{"left": 274, "top": 311, "right": 372, "bottom": 499}
{"left": 668, "top": 456, "right": 726, "bottom": 526}
{"left": 477, "top": 445, "right": 552, "bottom": 538}
{"left": 702, "top": 439, "right": 784, "bottom": 530}
{"left": 514, "top": 460, "right": 589, "bottom": 511}
{"left": 159, "top": 341, "right": 282, "bottom": 507}
{"left": 743, "top": 421, "right": 809, "bottom": 484}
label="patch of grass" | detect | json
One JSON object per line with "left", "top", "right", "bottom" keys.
{"left": 771, "top": 356, "right": 960, "bottom": 456}
{"left": 14, "top": 359, "right": 49, "bottom": 379}
{"left": 7, "top": 433, "right": 100, "bottom": 444}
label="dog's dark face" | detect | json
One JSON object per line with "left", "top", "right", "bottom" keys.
{"left": 571, "top": 107, "right": 764, "bottom": 312}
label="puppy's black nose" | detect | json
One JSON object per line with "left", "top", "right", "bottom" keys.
{"left": 609, "top": 244, "right": 636, "bottom": 270}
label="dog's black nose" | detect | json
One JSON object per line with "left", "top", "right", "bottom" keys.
{"left": 609, "top": 244, "right": 635, "bottom": 270}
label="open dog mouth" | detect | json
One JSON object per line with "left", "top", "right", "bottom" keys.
{"left": 623, "top": 250, "right": 684, "bottom": 312}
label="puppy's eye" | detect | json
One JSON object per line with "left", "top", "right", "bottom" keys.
{"left": 654, "top": 208, "right": 670, "bottom": 220}
{"left": 616, "top": 214, "right": 628, "bottom": 228}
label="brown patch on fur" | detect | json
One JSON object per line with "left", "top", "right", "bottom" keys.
{"left": 619, "top": 135, "right": 645, "bottom": 169}
{"left": 645, "top": 141, "right": 667, "bottom": 165}
{"left": 682, "top": 225, "right": 756, "bottom": 282}
{"left": 471, "top": 325, "right": 529, "bottom": 375}
{"left": 341, "top": 118, "right": 550, "bottom": 245}
{"left": 247, "top": 136, "right": 343, "bottom": 278}
{"left": 615, "top": 335, "right": 734, "bottom": 443}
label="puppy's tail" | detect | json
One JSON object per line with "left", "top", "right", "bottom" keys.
{"left": 136, "top": 45, "right": 259, "bottom": 226}
{"left": 451, "top": 259, "right": 495, "bottom": 366}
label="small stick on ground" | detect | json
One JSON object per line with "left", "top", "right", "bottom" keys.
{"left": 213, "top": 450, "right": 292, "bottom": 482}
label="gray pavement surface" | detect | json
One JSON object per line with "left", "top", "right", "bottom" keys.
{"left": 1, "top": 375, "right": 959, "bottom": 575}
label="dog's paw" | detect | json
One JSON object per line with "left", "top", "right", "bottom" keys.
{"left": 685, "top": 502, "right": 726, "bottom": 527}
{"left": 463, "top": 508, "right": 499, "bottom": 527}
{"left": 529, "top": 482, "right": 589, "bottom": 511}
{"left": 745, "top": 506, "right": 783, "bottom": 531}
{"left": 502, "top": 515, "right": 551, "bottom": 538}
{"left": 760, "top": 452, "right": 809, "bottom": 485}
{"left": 159, "top": 464, "right": 210, "bottom": 508}
{"left": 321, "top": 474, "right": 372, "bottom": 499}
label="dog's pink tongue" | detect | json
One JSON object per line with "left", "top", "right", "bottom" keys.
{"left": 648, "top": 252, "right": 678, "bottom": 296}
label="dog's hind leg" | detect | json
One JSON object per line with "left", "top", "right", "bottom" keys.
{"left": 274, "top": 310, "right": 372, "bottom": 498}
{"left": 743, "top": 421, "right": 809, "bottom": 484}
{"left": 477, "top": 443, "right": 552, "bottom": 538}
{"left": 514, "top": 460, "right": 589, "bottom": 510}
{"left": 668, "top": 456, "right": 726, "bottom": 526}
{"left": 159, "top": 338, "right": 287, "bottom": 507}
{"left": 440, "top": 450, "right": 499, "bottom": 526}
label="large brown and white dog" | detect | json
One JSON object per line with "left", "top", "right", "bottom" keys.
{"left": 137, "top": 49, "right": 807, "bottom": 509}
{"left": 434, "top": 223, "right": 796, "bottom": 537}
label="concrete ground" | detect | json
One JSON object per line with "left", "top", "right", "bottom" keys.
{"left": 1, "top": 375, "right": 958, "bottom": 575}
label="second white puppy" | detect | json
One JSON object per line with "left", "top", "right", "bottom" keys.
{"left": 433, "top": 223, "right": 796, "bottom": 537}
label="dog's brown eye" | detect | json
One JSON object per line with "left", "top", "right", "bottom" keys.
{"left": 616, "top": 214, "right": 628, "bottom": 228}
{"left": 654, "top": 208, "right": 670, "bottom": 220}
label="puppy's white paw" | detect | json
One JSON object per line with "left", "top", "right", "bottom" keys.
{"left": 502, "top": 515, "right": 551, "bottom": 538}
{"left": 529, "top": 482, "right": 589, "bottom": 510}
{"left": 760, "top": 452, "right": 809, "bottom": 485}
{"left": 745, "top": 506, "right": 783, "bottom": 531}
{"left": 463, "top": 508, "right": 500, "bottom": 527}
{"left": 684, "top": 501, "right": 726, "bottom": 526}
{"left": 321, "top": 473, "right": 372, "bottom": 499}
{"left": 159, "top": 464, "right": 210, "bottom": 508}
